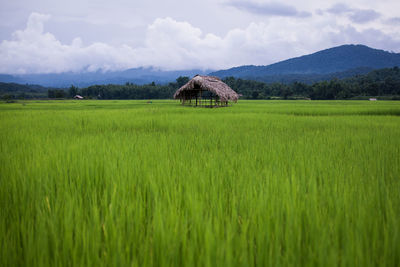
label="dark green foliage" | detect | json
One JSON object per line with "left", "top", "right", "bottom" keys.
{"left": 0, "top": 77, "right": 186, "bottom": 100}
{"left": 79, "top": 83, "right": 175, "bottom": 99}
{"left": 1, "top": 68, "right": 400, "bottom": 100}
{"left": 223, "top": 67, "right": 400, "bottom": 100}
{"left": 0, "top": 82, "right": 48, "bottom": 99}
{"left": 68, "top": 85, "right": 78, "bottom": 97}
{"left": 77, "top": 77, "right": 188, "bottom": 99}
{"left": 175, "top": 76, "right": 190, "bottom": 87}
{"left": 47, "top": 89, "right": 66, "bottom": 98}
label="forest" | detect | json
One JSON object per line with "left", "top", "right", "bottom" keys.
{"left": 1, "top": 67, "right": 399, "bottom": 100}
{"left": 224, "top": 67, "right": 400, "bottom": 100}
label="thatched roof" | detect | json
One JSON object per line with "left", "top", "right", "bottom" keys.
{"left": 174, "top": 75, "right": 239, "bottom": 102}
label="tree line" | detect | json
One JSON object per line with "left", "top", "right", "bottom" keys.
{"left": 54, "top": 76, "right": 191, "bottom": 100}
{"left": 2, "top": 67, "right": 400, "bottom": 100}
{"left": 69, "top": 67, "right": 400, "bottom": 100}
{"left": 222, "top": 67, "right": 400, "bottom": 100}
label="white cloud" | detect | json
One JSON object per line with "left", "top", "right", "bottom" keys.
{"left": 0, "top": 12, "right": 400, "bottom": 74}
{"left": 0, "top": 13, "right": 139, "bottom": 73}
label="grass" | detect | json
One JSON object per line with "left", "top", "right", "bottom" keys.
{"left": 1, "top": 100, "right": 399, "bottom": 266}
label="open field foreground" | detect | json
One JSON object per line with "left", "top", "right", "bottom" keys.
{"left": 1, "top": 100, "right": 400, "bottom": 266}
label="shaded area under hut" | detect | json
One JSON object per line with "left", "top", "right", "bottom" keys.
{"left": 174, "top": 75, "right": 239, "bottom": 107}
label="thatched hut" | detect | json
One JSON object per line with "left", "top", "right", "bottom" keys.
{"left": 174, "top": 75, "right": 239, "bottom": 107}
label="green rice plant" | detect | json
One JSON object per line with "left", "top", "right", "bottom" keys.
{"left": 1, "top": 100, "right": 399, "bottom": 266}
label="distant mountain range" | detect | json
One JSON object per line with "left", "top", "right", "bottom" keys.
{"left": 210, "top": 44, "right": 400, "bottom": 82}
{"left": 1, "top": 44, "right": 400, "bottom": 87}
{"left": 0, "top": 68, "right": 211, "bottom": 88}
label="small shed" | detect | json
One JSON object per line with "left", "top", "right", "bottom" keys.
{"left": 74, "top": 95, "right": 84, "bottom": 100}
{"left": 174, "top": 75, "right": 239, "bottom": 107}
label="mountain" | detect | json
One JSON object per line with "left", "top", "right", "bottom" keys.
{"left": 2, "top": 44, "right": 400, "bottom": 87}
{"left": 0, "top": 68, "right": 211, "bottom": 88}
{"left": 0, "top": 74, "right": 25, "bottom": 84}
{"left": 210, "top": 44, "right": 400, "bottom": 81}
{"left": 232, "top": 67, "right": 374, "bottom": 84}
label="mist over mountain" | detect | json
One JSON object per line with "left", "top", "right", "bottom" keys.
{"left": 0, "top": 68, "right": 211, "bottom": 88}
{"left": 1, "top": 45, "right": 400, "bottom": 87}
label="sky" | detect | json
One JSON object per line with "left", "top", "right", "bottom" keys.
{"left": 0, "top": 0, "right": 399, "bottom": 74}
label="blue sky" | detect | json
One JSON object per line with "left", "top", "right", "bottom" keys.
{"left": 0, "top": 0, "right": 399, "bottom": 73}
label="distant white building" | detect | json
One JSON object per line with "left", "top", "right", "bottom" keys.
{"left": 74, "top": 95, "right": 84, "bottom": 100}
{"left": 369, "top": 98, "right": 377, "bottom": 101}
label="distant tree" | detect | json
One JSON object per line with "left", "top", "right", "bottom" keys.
{"left": 68, "top": 85, "right": 78, "bottom": 97}
{"left": 48, "top": 89, "right": 65, "bottom": 98}
{"left": 54, "top": 67, "right": 400, "bottom": 100}
{"left": 251, "top": 91, "right": 259, "bottom": 99}
{"left": 2, "top": 94, "right": 12, "bottom": 101}
{"left": 55, "top": 90, "right": 66, "bottom": 98}
{"left": 48, "top": 89, "right": 55, "bottom": 98}
{"left": 176, "top": 76, "right": 190, "bottom": 88}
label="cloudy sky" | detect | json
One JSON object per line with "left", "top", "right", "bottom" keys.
{"left": 0, "top": 0, "right": 399, "bottom": 74}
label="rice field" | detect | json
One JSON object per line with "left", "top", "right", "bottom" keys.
{"left": 1, "top": 100, "right": 399, "bottom": 266}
